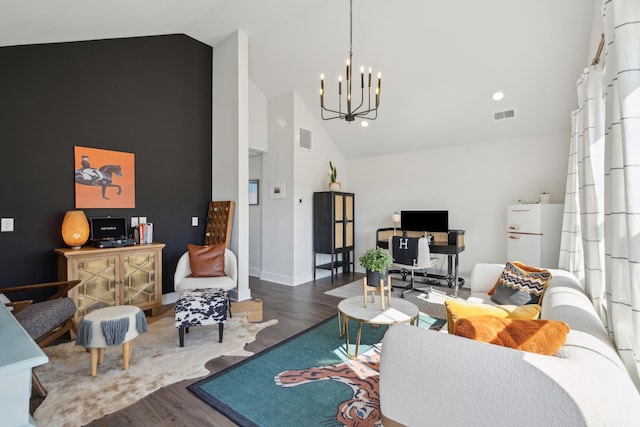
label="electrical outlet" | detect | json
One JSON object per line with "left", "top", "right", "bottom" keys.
{"left": 1, "top": 217, "right": 14, "bottom": 232}
{"left": 131, "top": 217, "right": 139, "bottom": 228}
{"left": 139, "top": 216, "right": 147, "bottom": 224}
{"left": 191, "top": 217, "right": 198, "bottom": 227}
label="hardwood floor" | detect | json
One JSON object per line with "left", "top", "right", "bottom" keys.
{"left": 85, "top": 272, "right": 362, "bottom": 427}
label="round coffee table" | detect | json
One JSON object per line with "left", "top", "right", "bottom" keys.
{"left": 337, "top": 295, "right": 419, "bottom": 359}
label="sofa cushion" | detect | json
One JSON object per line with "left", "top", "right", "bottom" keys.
{"left": 454, "top": 315, "right": 569, "bottom": 355}
{"left": 187, "top": 244, "right": 226, "bottom": 277}
{"left": 490, "top": 261, "right": 551, "bottom": 305}
{"left": 444, "top": 299, "right": 540, "bottom": 333}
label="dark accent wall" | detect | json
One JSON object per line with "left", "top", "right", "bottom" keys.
{"left": 0, "top": 34, "right": 212, "bottom": 295}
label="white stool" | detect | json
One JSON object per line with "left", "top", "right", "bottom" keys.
{"left": 75, "top": 305, "right": 148, "bottom": 377}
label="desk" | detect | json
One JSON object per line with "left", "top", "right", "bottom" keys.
{"left": 376, "top": 228, "right": 465, "bottom": 296}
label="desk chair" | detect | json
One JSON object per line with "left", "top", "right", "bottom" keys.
{"left": 389, "top": 236, "right": 438, "bottom": 297}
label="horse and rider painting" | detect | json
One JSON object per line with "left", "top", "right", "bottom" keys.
{"left": 74, "top": 146, "right": 135, "bottom": 208}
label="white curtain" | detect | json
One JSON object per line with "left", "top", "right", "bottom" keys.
{"left": 559, "top": 66, "right": 606, "bottom": 315}
{"left": 602, "top": 0, "right": 640, "bottom": 388}
{"left": 558, "top": 96, "right": 585, "bottom": 279}
{"left": 561, "top": 0, "right": 640, "bottom": 387}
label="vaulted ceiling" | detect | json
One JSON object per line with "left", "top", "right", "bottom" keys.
{"left": 0, "top": 0, "right": 596, "bottom": 159}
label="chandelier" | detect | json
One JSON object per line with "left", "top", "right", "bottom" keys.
{"left": 320, "top": 0, "right": 381, "bottom": 122}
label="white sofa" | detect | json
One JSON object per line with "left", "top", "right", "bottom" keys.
{"left": 173, "top": 248, "right": 237, "bottom": 293}
{"left": 379, "top": 263, "right": 640, "bottom": 427}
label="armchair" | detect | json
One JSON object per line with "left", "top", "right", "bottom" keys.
{"left": 2, "top": 280, "right": 81, "bottom": 397}
{"left": 174, "top": 248, "right": 237, "bottom": 293}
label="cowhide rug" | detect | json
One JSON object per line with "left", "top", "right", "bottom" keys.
{"left": 33, "top": 313, "right": 277, "bottom": 427}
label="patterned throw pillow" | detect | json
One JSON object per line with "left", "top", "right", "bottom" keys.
{"left": 490, "top": 261, "right": 552, "bottom": 306}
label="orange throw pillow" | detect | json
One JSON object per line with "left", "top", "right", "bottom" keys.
{"left": 187, "top": 244, "right": 226, "bottom": 277}
{"left": 453, "top": 315, "right": 569, "bottom": 356}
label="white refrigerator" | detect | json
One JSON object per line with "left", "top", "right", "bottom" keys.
{"left": 507, "top": 204, "right": 563, "bottom": 269}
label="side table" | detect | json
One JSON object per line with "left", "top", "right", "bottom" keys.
{"left": 337, "top": 295, "right": 419, "bottom": 359}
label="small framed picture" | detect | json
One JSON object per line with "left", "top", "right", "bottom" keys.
{"left": 249, "top": 179, "right": 259, "bottom": 205}
{"left": 270, "top": 182, "right": 285, "bottom": 199}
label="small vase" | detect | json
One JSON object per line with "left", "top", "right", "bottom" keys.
{"left": 539, "top": 193, "right": 551, "bottom": 204}
{"left": 329, "top": 181, "right": 341, "bottom": 191}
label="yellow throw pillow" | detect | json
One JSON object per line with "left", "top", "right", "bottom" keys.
{"left": 444, "top": 299, "right": 541, "bottom": 334}
{"left": 453, "top": 315, "right": 570, "bottom": 356}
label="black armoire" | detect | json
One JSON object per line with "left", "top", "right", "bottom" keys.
{"left": 313, "top": 191, "right": 355, "bottom": 281}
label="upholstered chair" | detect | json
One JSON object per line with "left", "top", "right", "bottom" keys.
{"left": 2, "top": 280, "right": 81, "bottom": 397}
{"left": 174, "top": 246, "right": 237, "bottom": 293}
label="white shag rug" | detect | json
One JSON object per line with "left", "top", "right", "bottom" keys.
{"left": 33, "top": 313, "right": 278, "bottom": 427}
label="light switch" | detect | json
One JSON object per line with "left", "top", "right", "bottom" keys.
{"left": 139, "top": 216, "right": 147, "bottom": 224}
{"left": 131, "top": 217, "right": 139, "bottom": 228}
{"left": 192, "top": 217, "right": 198, "bottom": 227}
{"left": 1, "top": 217, "right": 14, "bottom": 232}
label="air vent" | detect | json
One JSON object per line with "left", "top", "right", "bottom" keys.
{"left": 494, "top": 109, "right": 516, "bottom": 121}
{"left": 298, "top": 128, "right": 312, "bottom": 150}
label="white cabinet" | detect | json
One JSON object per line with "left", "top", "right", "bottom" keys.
{"left": 0, "top": 304, "right": 48, "bottom": 427}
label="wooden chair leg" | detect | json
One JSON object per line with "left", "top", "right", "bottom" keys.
{"left": 32, "top": 371, "right": 47, "bottom": 398}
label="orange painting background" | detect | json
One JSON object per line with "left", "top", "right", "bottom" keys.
{"left": 74, "top": 146, "right": 135, "bottom": 208}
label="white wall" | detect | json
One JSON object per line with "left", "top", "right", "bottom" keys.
{"left": 349, "top": 131, "right": 569, "bottom": 281}
{"left": 249, "top": 79, "right": 268, "bottom": 153}
{"left": 292, "top": 91, "right": 348, "bottom": 284}
{"left": 259, "top": 90, "right": 348, "bottom": 285}
{"left": 212, "top": 31, "right": 251, "bottom": 301}
{"left": 261, "top": 92, "right": 295, "bottom": 284}
{"left": 249, "top": 154, "right": 263, "bottom": 276}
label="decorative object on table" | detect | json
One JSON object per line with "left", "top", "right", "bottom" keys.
{"left": 205, "top": 201, "right": 235, "bottom": 248}
{"left": 392, "top": 211, "right": 401, "bottom": 234}
{"left": 538, "top": 192, "right": 551, "bottom": 204}
{"left": 359, "top": 246, "right": 393, "bottom": 308}
{"left": 328, "top": 160, "right": 341, "bottom": 191}
{"left": 319, "top": 0, "right": 381, "bottom": 123}
{"left": 248, "top": 179, "right": 259, "bottom": 205}
{"left": 75, "top": 305, "right": 148, "bottom": 377}
{"left": 61, "top": 210, "right": 90, "bottom": 249}
{"left": 73, "top": 145, "right": 135, "bottom": 208}
{"left": 269, "top": 182, "right": 286, "bottom": 199}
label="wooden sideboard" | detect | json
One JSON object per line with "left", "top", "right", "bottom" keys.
{"left": 55, "top": 243, "right": 165, "bottom": 320}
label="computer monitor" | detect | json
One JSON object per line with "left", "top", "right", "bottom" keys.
{"left": 400, "top": 210, "right": 449, "bottom": 232}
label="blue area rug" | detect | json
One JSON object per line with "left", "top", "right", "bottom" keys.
{"left": 188, "top": 314, "right": 445, "bottom": 426}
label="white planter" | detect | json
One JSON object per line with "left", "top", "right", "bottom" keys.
{"left": 329, "top": 181, "right": 341, "bottom": 191}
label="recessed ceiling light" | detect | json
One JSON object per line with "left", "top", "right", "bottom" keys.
{"left": 360, "top": 121, "right": 369, "bottom": 128}
{"left": 492, "top": 91, "right": 505, "bottom": 101}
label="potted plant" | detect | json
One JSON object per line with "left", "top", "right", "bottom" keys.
{"left": 328, "top": 161, "right": 341, "bottom": 191}
{"left": 359, "top": 247, "right": 394, "bottom": 288}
